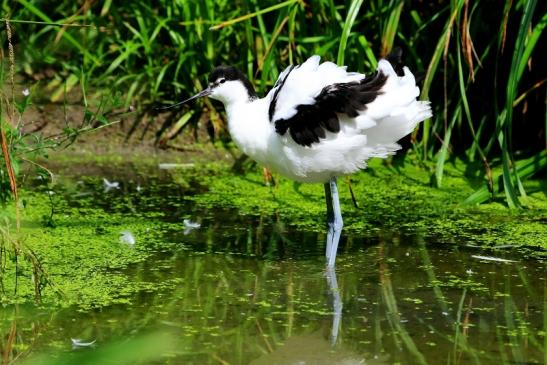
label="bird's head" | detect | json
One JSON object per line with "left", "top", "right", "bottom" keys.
{"left": 207, "top": 66, "right": 257, "bottom": 104}
{"left": 158, "top": 66, "right": 257, "bottom": 111}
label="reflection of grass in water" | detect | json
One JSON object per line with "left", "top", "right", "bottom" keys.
{"left": 378, "top": 242, "right": 427, "bottom": 365}
{"left": 417, "top": 238, "right": 482, "bottom": 363}
{"left": 415, "top": 249, "right": 544, "bottom": 365}
{"left": 501, "top": 270, "right": 544, "bottom": 364}
{"left": 1, "top": 231, "right": 544, "bottom": 364}
{"left": 417, "top": 238, "right": 450, "bottom": 314}
{"left": 117, "top": 257, "right": 331, "bottom": 363}
{"left": 452, "top": 289, "right": 481, "bottom": 365}
{"left": 503, "top": 274, "right": 523, "bottom": 364}
{"left": 0, "top": 164, "right": 544, "bottom": 363}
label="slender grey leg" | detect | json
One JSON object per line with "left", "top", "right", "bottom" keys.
{"left": 325, "top": 177, "right": 343, "bottom": 268}
{"left": 324, "top": 182, "right": 334, "bottom": 260}
{"left": 326, "top": 266, "right": 342, "bottom": 345}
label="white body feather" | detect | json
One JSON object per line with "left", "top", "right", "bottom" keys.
{"left": 215, "top": 56, "right": 432, "bottom": 183}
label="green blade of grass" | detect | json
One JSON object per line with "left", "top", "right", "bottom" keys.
{"left": 505, "top": 0, "right": 538, "bottom": 128}
{"left": 435, "top": 105, "right": 460, "bottom": 188}
{"left": 380, "top": 0, "right": 404, "bottom": 56}
{"left": 357, "top": 34, "right": 377, "bottom": 69}
{"left": 500, "top": 134, "right": 521, "bottom": 208}
{"left": 287, "top": 2, "right": 298, "bottom": 64}
{"left": 256, "top": 15, "right": 290, "bottom": 76}
{"left": 104, "top": 41, "right": 141, "bottom": 76}
{"left": 337, "top": 0, "right": 365, "bottom": 65}
{"left": 100, "top": 0, "right": 113, "bottom": 16}
{"left": 209, "top": 0, "right": 301, "bottom": 30}
{"left": 464, "top": 150, "right": 546, "bottom": 205}
{"left": 17, "top": 0, "right": 99, "bottom": 64}
{"left": 50, "top": 73, "right": 79, "bottom": 102}
{"left": 153, "top": 61, "right": 172, "bottom": 96}
{"left": 515, "top": 11, "right": 546, "bottom": 83}
{"left": 496, "top": 0, "right": 538, "bottom": 207}
{"left": 417, "top": 0, "right": 464, "bottom": 159}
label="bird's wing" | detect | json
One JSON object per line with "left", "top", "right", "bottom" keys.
{"left": 268, "top": 64, "right": 295, "bottom": 121}
{"left": 268, "top": 56, "right": 392, "bottom": 147}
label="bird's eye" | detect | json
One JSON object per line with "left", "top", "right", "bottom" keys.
{"left": 219, "top": 78, "right": 226, "bottom": 84}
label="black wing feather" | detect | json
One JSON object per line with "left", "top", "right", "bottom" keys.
{"left": 385, "top": 47, "right": 405, "bottom": 77}
{"left": 274, "top": 70, "right": 388, "bottom": 146}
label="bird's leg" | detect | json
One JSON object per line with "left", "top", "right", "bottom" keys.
{"left": 324, "top": 177, "right": 343, "bottom": 267}
{"left": 326, "top": 266, "right": 342, "bottom": 345}
{"left": 324, "top": 182, "right": 334, "bottom": 260}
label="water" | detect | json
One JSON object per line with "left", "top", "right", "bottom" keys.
{"left": 4, "top": 166, "right": 546, "bottom": 364}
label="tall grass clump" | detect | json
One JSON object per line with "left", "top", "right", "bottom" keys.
{"left": 1, "top": 0, "right": 546, "bottom": 206}
{"left": 0, "top": 18, "right": 121, "bottom": 302}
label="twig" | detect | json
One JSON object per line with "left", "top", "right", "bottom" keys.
{"left": 5, "top": 20, "right": 15, "bottom": 115}
{"left": 0, "top": 18, "right": 94, "bottom": 27}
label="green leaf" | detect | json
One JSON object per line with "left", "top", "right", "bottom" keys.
{"left": 464, "top": 150, "right": 546, "bottom": 205}
{"left": 337, "top": 0, "right": 365, "bottom": 65}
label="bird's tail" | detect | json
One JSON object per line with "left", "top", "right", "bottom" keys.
{"left": 362, "top": 58, "right": 432, "bottom": 148}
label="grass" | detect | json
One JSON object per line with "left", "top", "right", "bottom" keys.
{"left": 0, "top": 0, "right": 544, "bottom": 209}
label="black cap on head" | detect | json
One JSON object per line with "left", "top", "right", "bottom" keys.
{"left": 208, "top": 65, "right": 257, "bottom": 99}
{"left": 209, "top": 66, "right": 246, "bottom": 83}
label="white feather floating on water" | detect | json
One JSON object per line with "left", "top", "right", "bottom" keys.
{"left": 158, "top": 163, "right": 195, "bottom": 170}
{"left": 471, "top": 255, "right": 517, "bottom": 263}
{"left": 120, "top": 230, "right": 136, "bottom": 245}
{"left": 183, "top": 219, "right": 200, "bottom": 228}
{"left": 183, "top": 219, "right": 201, "bottom": 235}
{"left": 71, "top": 338, "right": 96, "bottom": 348}
{"left": 103, "top": 178, "right": 120, "bottom": 192}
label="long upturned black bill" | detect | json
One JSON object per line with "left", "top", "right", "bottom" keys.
{"left": 156, "top": 88, "right": 212, "bottom": 110}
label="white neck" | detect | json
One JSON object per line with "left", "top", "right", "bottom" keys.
{"left": 210, "top": 81, "right": 253, "bottom": 106}
{"left": 224, "top": 98, "right": 272, "bottom": 164}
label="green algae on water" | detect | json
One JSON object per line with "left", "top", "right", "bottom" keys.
{"left": 186, "top": 158, "right": 547, "bottom": 250}
{"left": 1, "top": 155, "right": 545, "bottom": 310}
